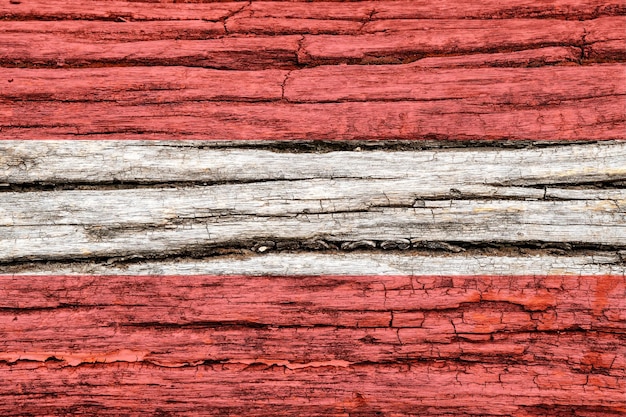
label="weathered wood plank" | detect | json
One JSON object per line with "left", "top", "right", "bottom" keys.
{"left": 1, "top": 360, "right": 624, "bottom": 416}
{"left": 3, "top": 65, "right": 623, "bottom": 105}
{"left": 0, "top": 33, "right": 302, "bottom": 70}
{"left": 1, "top": 274, "right": 623, "bottom": 365}
{"left": 371, "top": 0, "right": 626, "bottom": 20}
{"left": 0, "top": 0, "right": 243, "bottom": 21}
{"left": 3, "top": 274, "right": 624, "bottom": 326}
{"left": 285, "top": 64, "right": 626, "bottom": 103}
{"left": 0, "top": 67, "right": 288, "bottom": 103}
{"left": 5, "top": 184, "right": 624, "bottom": 225}
{"left": 2, "top": 97, "right": 623, "bottom": 140}
{"left": 4, "top": 253, "right": 625, "bottom": 276}
{"left": 243, "top": 0, "right": 626, "bottom": 20}
{"left": 300, "top": 17, "right": 625, "bottom": 66}
{"left": 410, "top": 46, "right": 582, "bottom": 68}
{"left": 0, "top": 20, "right": 227, "bottom": 41}
{"left": 2, "top": 141, "right": 624, "bottom": 184}
{"left": 3, "top": 0, "right": 622, "bottom": 22}
{"left": 1, "top": 269, "right": 624, "bottom": 415}
{"left": 1, "top": 142, "right": 624, "bottom": 262}
{"left": 3, "top": 200, "right": 624, "bottom": 262}
{"left": 2, "top": 18, "right": 623, "bottom": 69}
{"left": 1, "top": 20, "right": 617, "bottom": 68}
{"left": 2, "top": 62, "right": 623, "bottom": 140}
{"left": 3, "top": 326, "right": 624, "bottom": 371}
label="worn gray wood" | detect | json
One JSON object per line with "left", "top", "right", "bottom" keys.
{"left": 1, "top": 196, "right": 625, "bottom": 262}
{"left": 2, "top": 140, "right": 625, "bottom": 185}
{"left": 1, "top": 141, "right": 624, "bottom": 263}
{"left": 6, "top": 253, "right": 624, "bottom": 276}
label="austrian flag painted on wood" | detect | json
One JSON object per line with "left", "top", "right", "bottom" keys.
{"left": 0, "top": 0, "right": 625, "bottom": 416}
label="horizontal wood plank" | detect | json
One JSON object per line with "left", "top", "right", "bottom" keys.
{"left": 1, "top": 142, "right": 624, "bottom": 262}
{"left": 0, "top": 33, "right": 302, "bottom": 70}
{"left": 1, "top": 271, "right": 624, "bottom": 415}
{"left": 3, "top": 326, "right": 624, "bottom": 370}
{"left": 0, "top": 22, "right": 600, "bottom": 68}
{"left": 0, "top": 66, "right": 288, "bottom": 103}
{"left": 0, "top": 20, "right": 227, "bottom": 41}
{"left": 2, "top": 360, "right": 624, "bottom": 416}
{"left": 301, "top": 17, "right": 625, "bottom": 65}
{"left": 2, "top": 141, "right": 625, "bottom": 184}
{"left": 2, "top": 18, "right": 623, "bottom": 69}
{"left": 0, "top": 0, "right": 243, "bottom": 21}
{"left": 2, "top": 65, "right": 623, "bottom": 140}
{"left": 285, "top": 64, "right": 626, "bottom": 103}
{"left": 2, "top": 97, "right": 624, "bottom": 140}
{"left": 4, "top": 253, "right": 625, "bottom": 276}
{"left": 406, "top": 46, "right": 583, "bottom": 68}
{"left": 2, "top": 0, "right": 623, "bottom": 21}
{"left": 3, "top": 201, "right": 624, "bottom": 262}
{"left": 244, "top": 0, "right": 626, "bottom": 21}
{"left": 3, "top": 65, "right": 623, "bottom": 105}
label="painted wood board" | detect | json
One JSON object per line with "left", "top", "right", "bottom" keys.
{"left": 1, "top": 1, "right": 624, "bottom": 140}
{"left": 1, "top": 266, "right": 624, "bottom": 415}
{"left": 2, "top": 18, "right": 624, "bottom": 68}
{"left": 1, "top": 0, "right": 625, "bottom": 415}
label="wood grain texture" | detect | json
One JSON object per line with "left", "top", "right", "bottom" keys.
{"left": 1, "top": 2, "right": 624, "bottom": 140}
{"left": 300, "top": 17, "right": 625, "bottom": 66}
{"left": 2, "top": 62, "right": 624, "bottom": 141}
{"left": 0, "top": 0, "right": 244, "bottom": 21}
{"left": 2, "top": 98, "right": 625, "bottom": 140}
{"left": 3, "top": 197, "right": 625, "bottom": 261}
{"left": 3, "top": 140, "right": 624, "bottom": 186}
{"left": 2, "top": 360, "right": 623, "bottom": 416}
{"left": 3, "top": 18, "right": 624, "bottom": 69}
{"left": 0, "top": 272, "right": 624, "bottom": 416}
{"left": 2, "top": 141, "right": 625, "bottom": 262}
{"left": 5, "top": 253, "right": 626, "bottom": 276}
{"left": 3, "top": 65, "right": 624, "bottom": 105}
{"left": 2, "top": 1, "right": 626, "bottom": 415}
{"left": 2, "top": 0, "right": 624, "bottom": 21}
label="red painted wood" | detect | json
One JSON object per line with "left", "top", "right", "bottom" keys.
{"left": 284, "top": 65, "right": 626, "bottom": 103}
{"left": 3, "top": 97, "right": 623, "bottom": 140}
{"left": 6, "top": 64, "right": 621, "bottom": 104}
{"left": 1, "top": 1, "right": 624, "bottom": 141}
{"left": 1, "top": 20, "right": 227, "bottom": 41}
{"left": 410, "top": 47, "right": 582, "bottom": 68}
{"left": 1, "top": 275, "right": 624, "bottom": 415}
{"left": 0, "top": 0, "right": 242, "bottom": 21}
{"left": 300, "top": 18, "right": 623, "bottom": 66}
{"left": 3, "top": 361, "right": 625, "bottom": 416}
{"left": 0, "top": 67, "right": 287, "bottom": 103}
{"left": 2, "top": 18, "right": 623, "bottom": 68}
{"left": 2, "top": 0, "right": 623, "bottom": 21}
{"left": 0, "top": 33, "right": 302, "bottom": 70}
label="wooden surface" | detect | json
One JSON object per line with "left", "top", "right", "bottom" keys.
{"left": 1, "top": 1, "right": 625, "bottom": 140}
{"left": 2, "top": 142, "right": 625, "bottom": 416}
{"left": 2, "top": 274, "right": 625, "bottom": 416}
{"left": 2, "top": 266, "right": 625, "bottom": 416}
{"left": 2, "top": 142, "right": 626, "bottom": 263}
{"left": 1, "top": 1, "right": 626, "bottom": 416}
